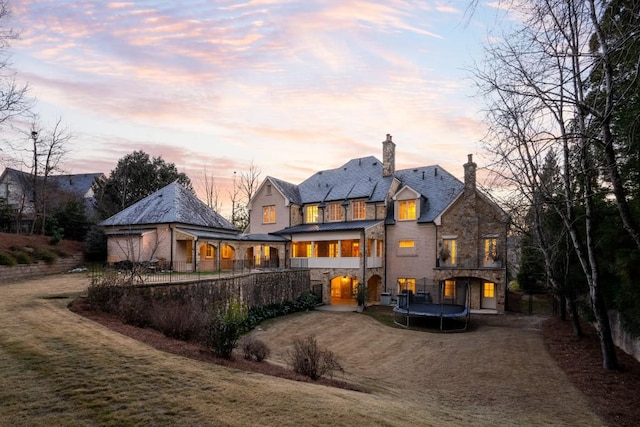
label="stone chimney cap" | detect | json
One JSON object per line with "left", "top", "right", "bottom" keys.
{"left": 386, "top": 134, "right": 392, "bottom": 142}
{"left": 467, "top": 154, "right": 473, "bottom": 163}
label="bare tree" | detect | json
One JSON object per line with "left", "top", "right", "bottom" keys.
{"left": 475, "top": 0, "right": 618, "bottom": 369}
{"left": 200, "top": 163, "right": 222, "bottom": 213}
{"left": 229, "top": 161, "right": 261, "bottom": 231}
{"left": 27, "top": 117, "right": 72, "bottom": 234}
{"left": 0, "top": 1, "right": 31, "bottom": 132}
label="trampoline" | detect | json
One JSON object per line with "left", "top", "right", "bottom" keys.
{"left": 393, "top": 280, "right": 471, "bottom": 331}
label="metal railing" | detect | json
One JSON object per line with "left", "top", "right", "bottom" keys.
{"left": 90, "top": 259, "right": 286, "bottom": 285}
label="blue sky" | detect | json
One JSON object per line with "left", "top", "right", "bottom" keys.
{"left": 5, "top": 1, "right": 505, "bottom": 215}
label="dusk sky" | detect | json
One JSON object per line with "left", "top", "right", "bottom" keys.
{"left": 5, "top": 1, "right": 506, "bottom": 215}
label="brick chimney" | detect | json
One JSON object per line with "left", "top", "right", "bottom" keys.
{"left": 464, "top": 154, "right": 477, "bottom": 192}
{"left": 382, "top": 134, "right": 395, "bottom": 177}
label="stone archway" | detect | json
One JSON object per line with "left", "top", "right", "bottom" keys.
{"left": 367, "top": 275, "right": 381, "bottom": 302}
{"left": 330, "top": 275, "right": 357, "bottom": 306}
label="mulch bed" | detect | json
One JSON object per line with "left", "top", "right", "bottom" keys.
{"left": 542, "top": 317, "right": 640, "bottom": 427}
{"left": 70, "top": 296, "right": 640, "bottom": 426}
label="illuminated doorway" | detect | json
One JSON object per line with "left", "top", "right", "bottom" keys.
{"left": 330, "top": 275, "right": 358, "bottom": 305}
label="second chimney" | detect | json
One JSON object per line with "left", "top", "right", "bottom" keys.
{"left": 382, "top": 134, "right": 395, "bottom": 177}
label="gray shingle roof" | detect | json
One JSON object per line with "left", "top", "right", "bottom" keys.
{"left": 100, "top": 181, "right": 238, "bottom": 231}
{"left": 50, "top": 173, "right": 103, "bottom": 198}
{"left": 268, "top": 176, "right": 301, "bottom": 205}
{"left": 298, "top": 156, "right": 393, "bottom": 204}
{"left": 273, "top": 220, "right": 383, "bottom": 235}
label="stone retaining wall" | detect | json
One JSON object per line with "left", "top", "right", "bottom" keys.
{"left": 0, "top": 255, "right": 84, "bottom": 283}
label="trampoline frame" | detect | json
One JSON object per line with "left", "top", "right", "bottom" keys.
{"left": 392, "top": 280, "right": 471, "bottom": 331}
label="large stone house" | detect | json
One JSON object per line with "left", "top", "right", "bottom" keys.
{"left": 247, "top": 135, "right": 509, "bottom": 313}
{"left": 101, "top": 181, "right": 287, "bottom": 272}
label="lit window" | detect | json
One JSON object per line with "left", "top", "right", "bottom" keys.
{"left": 398, "top": 278, "right": 416, "bottom": 293}
{"left": 306, "top": 205, "right": 318, "bottom": 223}
{"left": 328, "top": 203, "right": 342, "bottom": 221}
{"left": 352, "top": 200, "right": 366, "bottom": 220}
{"left": 398, "top": 240, "right": 415, "bottom": 248}
{"left": 441, "top": 239, "right": 457, "bottom": 265}
{"left": 444, "top": 280, "right": 456, "bottom": 298}
{"left": 316, "top": 241, "right": 338, "bottom": 257}
{"left": 222, "top": 244, "right": 233, "bottom": 259}
{"left": 262, "top": 205, "right": 276, "bottom": 223}
{"left": 293, "top": 241, "right": 312, "bottom": 257}
{"left": 398, "top": 200, "right": 417, "bottom": 220}
{"left": 484, "top": 238, "right": 499, "bottom": 265}
{"left": 341, "top": 240, "right": 360, "bottom": 257}
{"left": 205, "top": 244, "right": 214, "bottom": 259}
{"left": 483, "top": 282, "right": 495, "bottom": 298}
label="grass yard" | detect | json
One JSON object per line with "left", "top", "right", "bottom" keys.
{"left": 0, "top": 273, "right": 612, "bottom": 426}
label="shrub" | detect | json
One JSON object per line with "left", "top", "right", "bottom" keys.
{"left": 118, "top": 293, "right": 151, "bottom": 327}
{"left": 13, "top": 251, "right": 32, "bottom": 264}
{"left": 203, "top": 299, "right": 247, "bottom": 359}
{"left": 286, "top": 335, "right": 344, "bottom": 380}
{"left": 150, "top": 301, "right": 208, "bottom": 341}
{"left": 0, "top": 252, "right": 17, "bottom": 266}
{"left": 240, "top": 337, "right": 270, "bottom": 362}
{"left": 33, "top": 247, "right": 57, "bottom": 264}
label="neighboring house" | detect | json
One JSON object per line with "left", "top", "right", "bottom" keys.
{"left": 248, "top": 134, "right": 509, "bottom": 313}
{"left": 0, "top": 167, "right": 104, "bottom": 232}
{"left": 101, "top": 181, "right": 287, "bottom": 272}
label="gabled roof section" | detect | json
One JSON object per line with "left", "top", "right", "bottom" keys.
{"left": 1, "top": 168, "right": 103, "bottom": 198}
{"left": 298, "top": 156, "right": 393, "bottom": 204}
{"left": 50, "top": 173, "right": 104, "bottom": 198}
{"left": 100, "top": 181, "right": 238, "bottom": 231}
{"left": 268, "top": 176, "right": 301, "bottom": 205}
{"left": 393, "top": 165, "right": 464, "bottom": 223}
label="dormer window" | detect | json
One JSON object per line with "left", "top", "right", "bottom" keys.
{"left": 398, "top": 200, "right": 417, "bottom": 220}
{"left": 352, "top": 200, "right": 365, "bottom": 220}
{"left": 305, "top": 205, "right": 319, "bottom": 223}
{"left": 328, "top": 203, "right": 342, "bottom": 221}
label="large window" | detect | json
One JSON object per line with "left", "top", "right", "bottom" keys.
{"left": 398, "top": 277, "right": 416, "bottom": 293}
{"left": 293, "top": 241, "right": 312, "bottom": 257}
{"left": 352, "top": 200, "right": 366, "bottom": 220}
{"left": 316, "top": 241, "right": 338, "bottom": 257}
{"left": 441, "top": 239, "right": 457, "bottom": 265}
{"left": 328, "top": 203, "right": 342, "bottom": 221}
{"left": 483, "top": 237, "right": 499, "bottom": 265}
{"left": 341, "top": 239, "right": 360, "bottom": 257}
{"left": 262, "top": 205, "right": 276, "bottom": 223}
{"left": 305, "top": 205, "right": 319, "bottom": 223}
{"left": 398, "top": 200, "right": 417, "bottom": 220}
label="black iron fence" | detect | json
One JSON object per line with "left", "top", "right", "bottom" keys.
{"left": 90, "top": 259, "right": 286, "bottom": 285}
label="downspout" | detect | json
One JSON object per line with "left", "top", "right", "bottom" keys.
{"left": 170, "top": 224, "right": 175, "bottom": 270}
{"left": 362, "top": 229, "right": 366, "bottom": 305}
{"left": 194, "top": 238, "right": 198, "bottom": 274}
